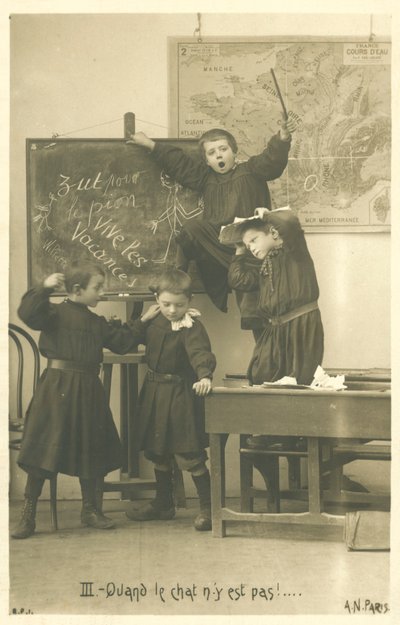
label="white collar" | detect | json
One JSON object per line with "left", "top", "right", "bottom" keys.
{"left": 171, "top": 308, "right": 201, "bottom": 331}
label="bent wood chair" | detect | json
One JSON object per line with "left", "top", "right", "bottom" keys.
{"left": 9, "top": 323, "right": 58, "bottom": 530}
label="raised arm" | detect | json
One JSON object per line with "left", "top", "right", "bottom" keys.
{"left": 128, "top": 131, "right": 208, "bottom": 191}
{"left": 153, "top": 145, "right": 208, "bottom": 192}
{"left": 18, "top": 287, "right": 58, "bottom": 331}
{"left": 247, "top": 115, "right": 296, "bottom": 180}
{"left": 247, "top": 132, "right": 291, "bottom": 180}
{"left": 102, "top": 317, "right": 146, "bottom": 354}
{"left": 228, "top": 252, "right": 260, "bottom": 292}
{"left": 17, "top": 273, "right": 64, "bottom": 330}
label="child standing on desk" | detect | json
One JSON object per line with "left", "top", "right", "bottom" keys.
{"left": 227, "top": 207, "right": 324, "bottom": 449}
{"left": 125, "top": 268, "right": 216, "bottom": 531}
{"left": 12, "top": 262, "right": 139, "bottom": 539}
{"left": 128, "top": 114, "right": 296, "bottom": 316}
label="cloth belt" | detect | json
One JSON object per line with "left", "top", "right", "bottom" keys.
{"left": 268, "top": 300, "right": 319, "bottom": 326}
{"left": 147, "top": 369, "right": 182, "bottom": 384}
{"left": 47, "top": 359, "right": 100, "bottom": 375}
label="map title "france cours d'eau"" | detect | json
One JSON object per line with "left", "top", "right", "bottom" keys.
{"left": 343, "top": 43, "right": 390, "bottom": 65}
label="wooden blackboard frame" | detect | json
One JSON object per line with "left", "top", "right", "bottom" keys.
{"left": 26, "top": 137, "right": 205, "bottom": 296}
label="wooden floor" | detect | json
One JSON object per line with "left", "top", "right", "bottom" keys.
{"left": 9, "top": 482, "right": 391, "bottom": 617}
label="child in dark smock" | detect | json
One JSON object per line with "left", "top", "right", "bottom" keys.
{"left": 125, "top": 269, "right": 216, "bottom": 531}
{"left": 228, "top": 208, "right": 324, "bottom": 450}
{"left": 12, "top": 262, "right": 139, "bottom": 539}
{"left": 129, "top": 115, "right": 295, "bottom": 314}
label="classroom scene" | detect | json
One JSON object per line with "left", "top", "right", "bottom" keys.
{"left": 8, "top": 10, "right": 393, "bottom": 618}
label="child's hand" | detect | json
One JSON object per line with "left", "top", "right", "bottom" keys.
{"left": 193, "top": 377, "right": 212, "bottom": 396}
{"left": 280, "top": 113, "right": 297, "bottom": 141}
{"left": 127, "top": 132, "right": 155, "bottom": 151}
{"left": 43, "top": 273, "right": 65, "bottom": 290}
{"left": 234, "top": 242, "right": 247, "bottom": 256}
{"left": 140, "top": 304, "right": 160, "bottom": 322}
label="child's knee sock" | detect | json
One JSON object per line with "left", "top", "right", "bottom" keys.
{"left": 25, "top": 473, "right": 46, "bottom": 500}
{"left": 175, "top": 243, "right": 189, "bottom": 272}
{"left": 125, "top": 467, "right": 175, "bottom": 521}
{"left": 95, "top": 476, "right": 105, "bottom": 513}
{"left": 154, "top": 468, "right": 175, "bottom": 511}
{"left": 191, "top": 468, "right": 212, "bottom": 532}
{"left": 79, "top": 477, "right": 96, "bottom": 508}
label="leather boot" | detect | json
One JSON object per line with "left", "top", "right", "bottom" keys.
{"left": 11, "top": 497, "right": 38, "bottom": 539}
{"left": 11, "top": 473, "right": 45, "bottom": 539}
{"left": 192, "top": 470, "right": 212, "bottom": 531}
{"left": 80, "top": 478, "right": 115, "bottom": 529}
{"left": 126, "top": 469, "right": 175, "bottom": 521}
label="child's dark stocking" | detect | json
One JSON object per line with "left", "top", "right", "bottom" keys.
{"left": 80, "top": 478, "right": 115, "bottom": 529}
{"left": 126, "top": 468, "right": 175, "bottom": 521}
{"left": 174, "top": 228, "right": 200, "bottom": 272}
{"left": 175, "top": 243, "right": 190, "bottom": 272}
{"left": 11, "top": 473, "right": 45, "bottom": 539}
{"left": 191, "top": 469, "right": 212, "bottom": 531}
{"left": 95, "top": 475, "right": 119, "bottom": 523}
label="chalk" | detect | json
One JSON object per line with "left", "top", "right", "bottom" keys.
{"left": 270, "top": 69, "right": 288, "bottom": 120}
{"left": 118, "top": 293, "right": 131, "bottom": 297}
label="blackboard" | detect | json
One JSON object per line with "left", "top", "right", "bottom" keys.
{"left": 26, "top": 138, "right": 203, "bottom": 294}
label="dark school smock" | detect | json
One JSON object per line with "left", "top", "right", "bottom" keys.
{"left": 129, "top": 314, "right": 216, "bottom": 455}
{"left": 228, "top": 232, "right": 324, "bottom": 385}
{"left": 17, "top": 287, "right": 139, "bottom": 479}
{"left": 152, "top": 134, "right": 291, "bottom": 311}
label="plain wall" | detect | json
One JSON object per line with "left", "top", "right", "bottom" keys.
{"left": 9, "top": 12, "right": 391, "bottom": 499}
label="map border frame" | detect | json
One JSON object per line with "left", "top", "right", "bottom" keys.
{"left": 168, "top": 36, "right": 391, "bottom": 234}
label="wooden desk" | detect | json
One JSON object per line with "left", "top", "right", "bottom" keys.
{"left": 205, "top": 385, "right": 391, "bottom": 537}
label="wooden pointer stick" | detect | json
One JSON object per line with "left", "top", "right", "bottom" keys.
{"left": 270, "top": 68, "right": 288, "bottom": 120}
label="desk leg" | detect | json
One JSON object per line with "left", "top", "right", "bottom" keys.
{"left": 210, "top": 433, "right": 226, "bottom": 538}
{"left": 127, "top": 363, "right": 139, "bottom": 478}
{"left": 288, "top": 457, "right": 301, "bottom": 489}
{"left": 320, "top": 442, "right": 342, "bottom": 497}
{"left": 102, "top": 364, "right": 113, "bottom": 403}
{"left": 240, "top": 434, "right": 253, "bottom": 512}
{"left": 307, "top": 437, "right": 322, "bottom": 515}
{"left": 120, "top": 364, "right": 129, "bottom": 474}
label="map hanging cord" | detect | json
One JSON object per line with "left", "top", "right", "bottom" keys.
{"left": 193, "top": 13, "right": 203, "bottom": 43}
{"left": 49, "top": 116, "right": 168, "bottom": 138}
{"left": 369, "top": 14, "right": 376, "bottom": 42}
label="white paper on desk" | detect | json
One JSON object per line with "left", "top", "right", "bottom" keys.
{"left": 261, "top": 369, "right": 347, "bottom": 391}
{"left": 263, "top": 375, "right": 298, "bottom": 386}
{"left": 310, "top": 365, "right": 347, "bottom": 391}
{"left": 261, "top": 376, "right": 310, "bottom": 389}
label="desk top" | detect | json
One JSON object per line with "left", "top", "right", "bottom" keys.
{"left": 103, "top": 351, "right": 146, "bottom": 365}
{"left": 224, "top": 368, "right": 391, "bottom": 384}
{"left": 211, "top": 382, "right": 391, "bottom": 398}
{"left": 206, "top": 385, "right": 390, "bottom": 439}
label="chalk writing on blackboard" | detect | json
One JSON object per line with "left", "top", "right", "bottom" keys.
{"left": 27, "top": 139, "right": 202, "bottom": 293}
{"left": 150, "top": 173, "right": 204, "bottom": 263}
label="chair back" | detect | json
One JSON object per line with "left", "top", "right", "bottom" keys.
{"left": 8, "top": 323, "right": 41, "bottom": 448}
